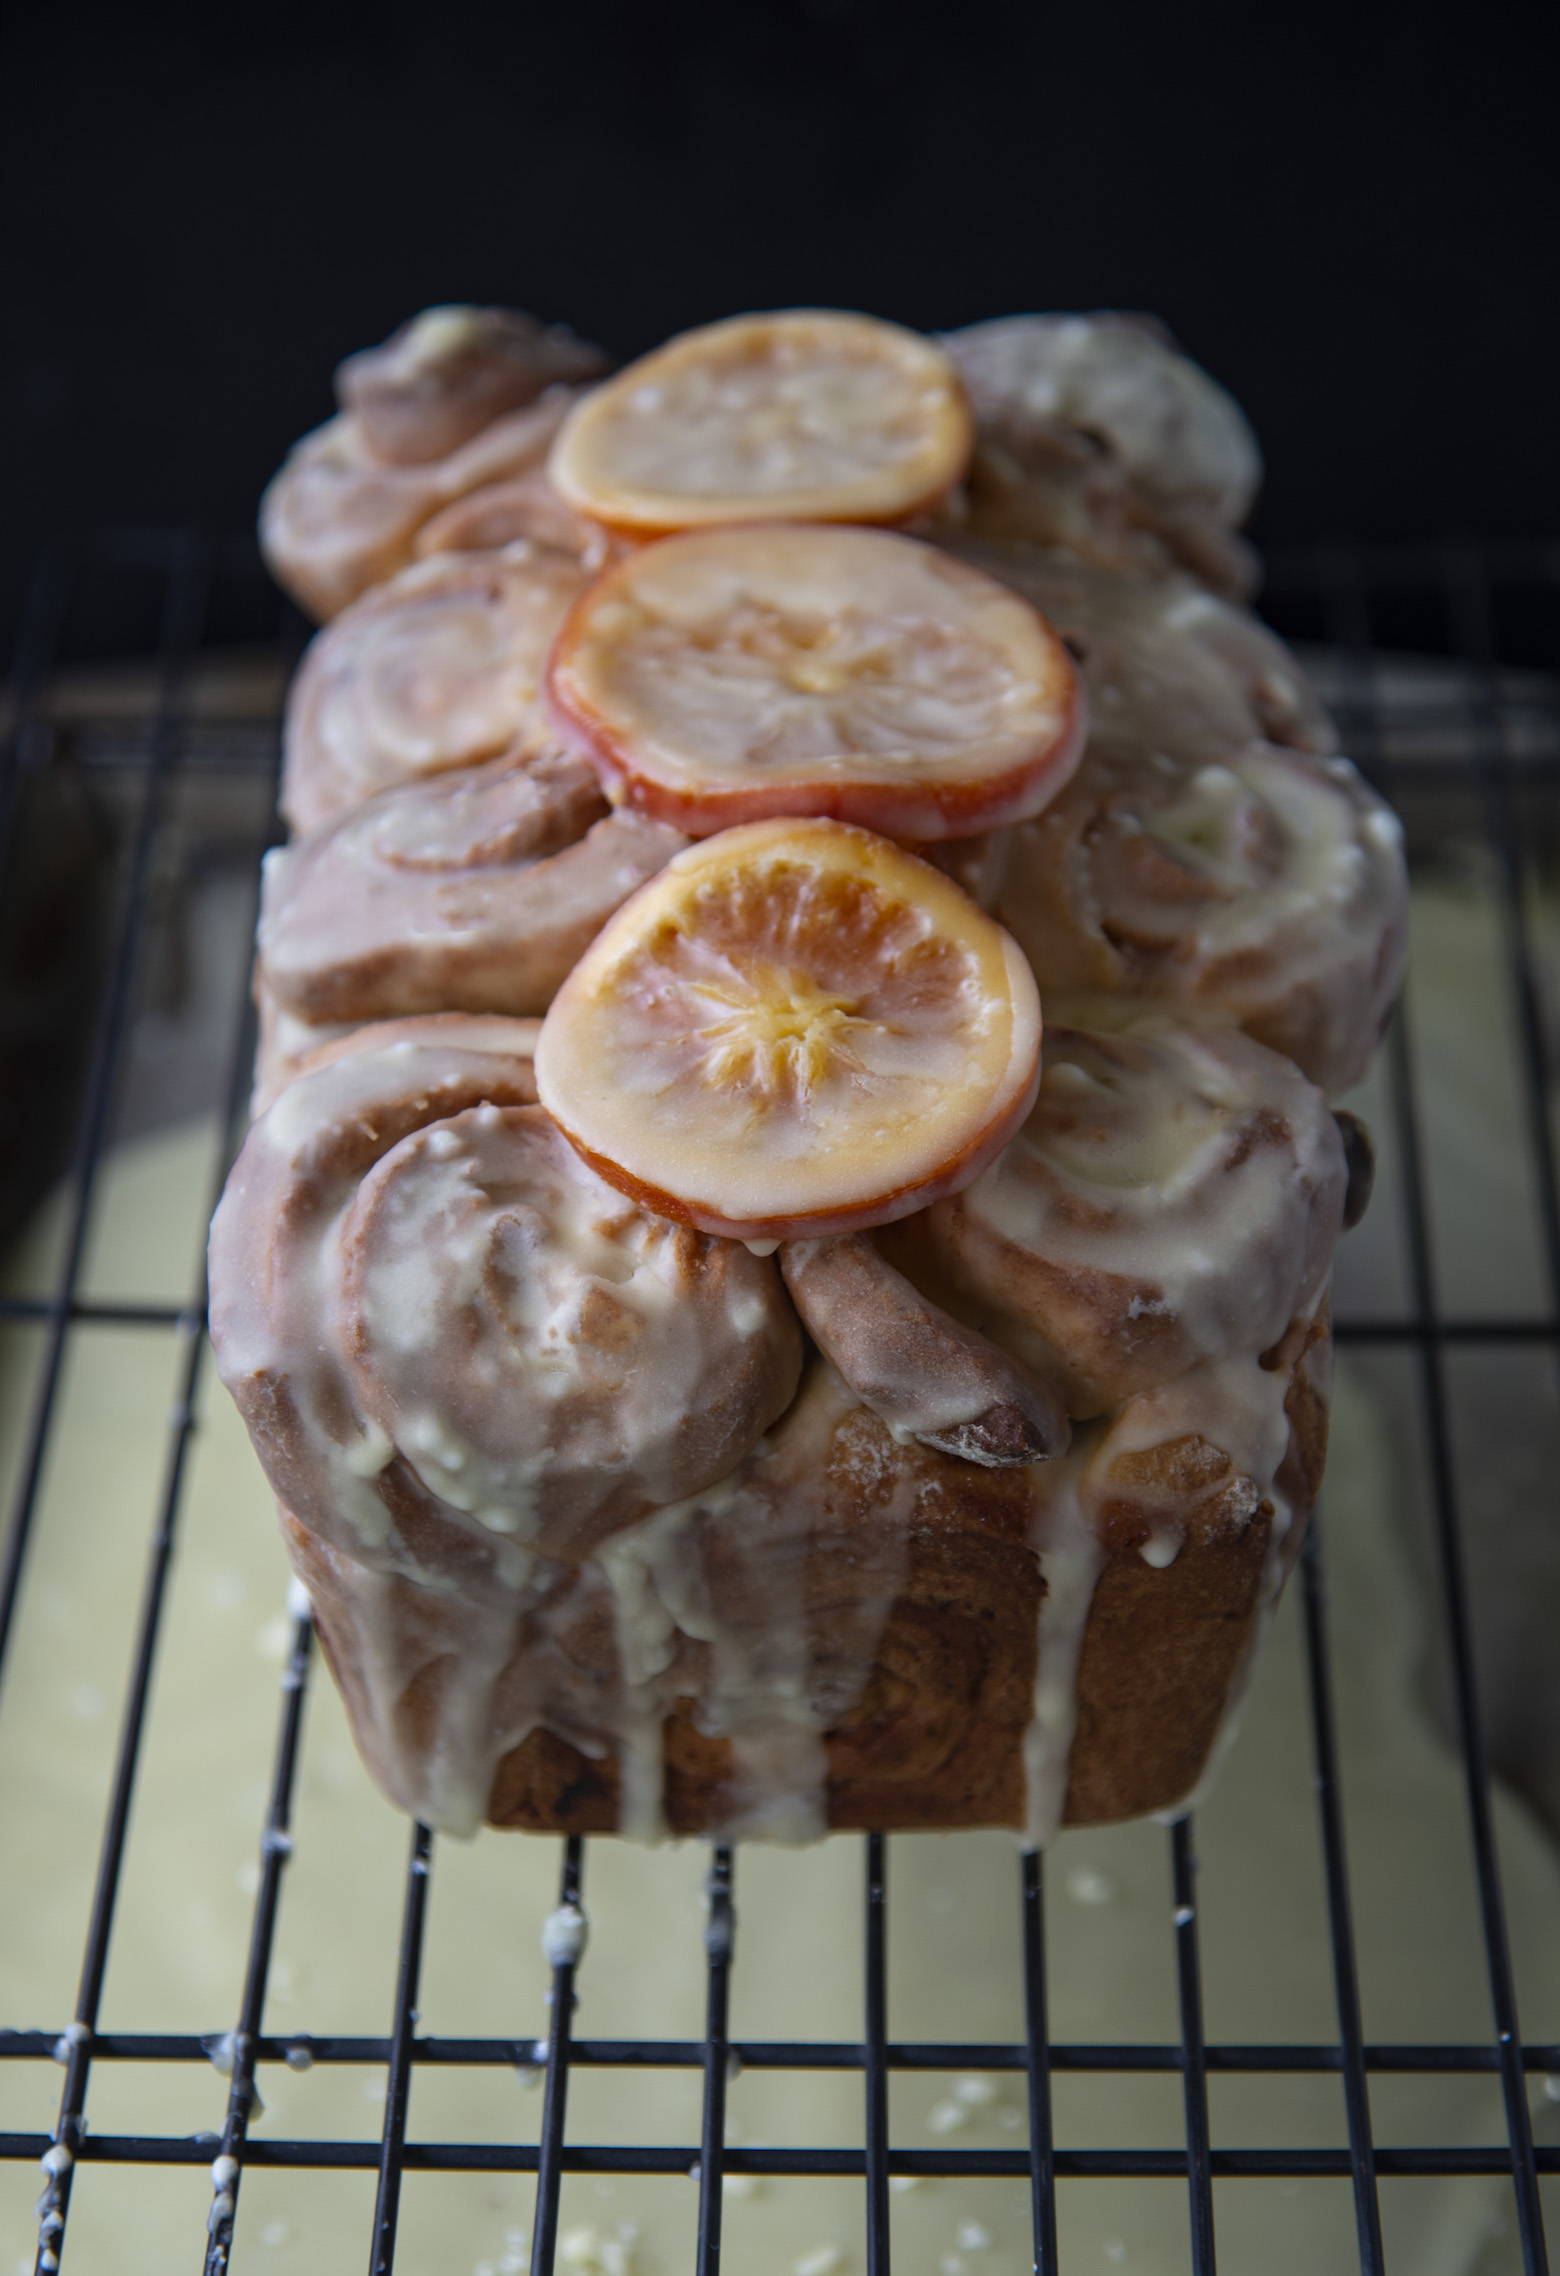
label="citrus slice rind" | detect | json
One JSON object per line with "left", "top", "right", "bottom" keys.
{"left": 534, "top": 818, "right": 1042, "bottom": 1240}
{"left": 545, "top": 523, "right": 1085, "bottom": 841}
{"left": 548, "top": 310, "right": 973, "bottom": 534}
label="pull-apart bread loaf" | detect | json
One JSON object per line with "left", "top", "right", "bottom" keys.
{"left": 214, "top": 304, "right": 1405, "bottom": 1842}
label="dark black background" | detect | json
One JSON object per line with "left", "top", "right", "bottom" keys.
{"left": 3, "top": 0, "right": 1557, "bottom": 638}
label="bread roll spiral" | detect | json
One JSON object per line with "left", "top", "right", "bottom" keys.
{"left": 996, "top": 741, "right": 1408, "bottom": 1094}
{"left": 258, "top": 747, "right": 686, "bottom": 1027}
{"left": 938, "top": 541, "right": 1337, "bottom": 765}
{"left": 880, "top": 1022, "right": 1346, "bottom": 1414}
{"left": 413, "top": 471, "right": 611, "bottom": 569}
{"left": 281, "top": 544, "right": 588, "bottom": 833}
{"left": 208, "top": 1020, "right": 803, "bottom": 1595}
{"left": 938, "top": 313, "right": 1262, "bottom": 598}
{"left": 260, "top": 386, "right": 588, "bottom": 625}
{"left": 336, "top": 304, "right": 605, "bottom": 467}
{"left": 922, "top": 545, "right": 1405, "bottom": 1090}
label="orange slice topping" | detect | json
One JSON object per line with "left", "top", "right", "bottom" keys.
{"left": 546, "top": 523, "right": 1084, "bottom": 840}
{"left": 548, "top": 310, "right": 972, "bottom": 533}
{"left": 534, "top": 818, "right": 1042, "bottom": 1241}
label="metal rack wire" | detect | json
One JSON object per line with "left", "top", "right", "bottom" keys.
{"left": 0, "top": 530, "right": 1556, "bottom": 2276}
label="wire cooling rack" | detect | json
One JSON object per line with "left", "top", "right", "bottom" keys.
{"left": 0, "top": 531, "right": 1557, "bottom": 2276}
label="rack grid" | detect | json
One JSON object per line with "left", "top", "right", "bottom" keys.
{"left": 0, "top": 530, "right": 1556, "bottom": 2276}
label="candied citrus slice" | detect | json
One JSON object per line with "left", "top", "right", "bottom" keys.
{"left": 548, "top": 310, "right": 973, "bottom": 533}
{"left": 534, "top": 818, "right": 1042, "bottom": 1240}
{"left": 546, "top": 523, "right": 1084, "bottom": 840}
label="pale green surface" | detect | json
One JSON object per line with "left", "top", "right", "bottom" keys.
{"left": 1, "top": 873, "right": 1559, "bottom": 2273}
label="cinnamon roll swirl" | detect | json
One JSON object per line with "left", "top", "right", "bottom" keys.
{"left": 413, "top": 471, "right": 611, "bottom": 570}
{"left": 994, "top": 740, "right": 1408, "bottom": 1095}
{"left": 879, "top": 1021, "right": 1347, "bottom": 1415}
{"left": 258, "top": 747, "right": 687, "bottom": 1027}
{"left": 937, "top": 313, "right": 1263, "bottom": 599}
{"left": 208, "top": 1018, "right": 803, "bottom": 1589}
{"left": 937, "top": 542, "right": 1337, "bottom": 765}
{"left": 920, "top": 546, "right": 1404, "bottom": 1090}
{"left": 336, "top": 305, "right": 606, "bottom": 467}
{"left": 280, "top": 544, "right": 588, "bottom": 834}
{"left": 260, "top": 383, "right": 593, "bottom": 626}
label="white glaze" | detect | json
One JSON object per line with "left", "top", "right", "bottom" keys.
{"left": 259, "top": 748, "right": 685, "bottom": 1028}
{"left": 992, "top": 732, "right": 1408, "bottom": 1096}
{"left": 540, "top": 1902, "right": 590, "bottom": 1967}
{"left": 1022, "top": 1454, "right": 1107, "bottom": 1845}
{"left": 939, "top": 314, "right": 1261, "bottom": 595}
{"left": 259, "top": 385, "right": 586, "bottom": 624}
{"left": 282, "top": 543, "right": 588, "bottom": 832}
{"left": 915, "top": 1021, "right": 1345, "bottom": 1415}
{"left": 209, "top": 1019, "right": 803, "bottom": 1832}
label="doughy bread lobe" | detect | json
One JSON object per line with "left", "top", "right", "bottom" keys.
{"left": 937, "top": 313, "right": 1263, "bottom": 599}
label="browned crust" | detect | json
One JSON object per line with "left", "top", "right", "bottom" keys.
{"left": 1062, "top": 1496, "right": 1272, "bottom": 1825}
{"left": 1063, "top": 1299, "right": 1331, "bottom": 1824}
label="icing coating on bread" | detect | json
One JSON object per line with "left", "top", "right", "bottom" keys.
{"left": 881, "top": 1022, "right": 1346, "bottom": 1415}
{"left": 779, "top": 1233, "right": 1069, "bottom": 1464}
{"left": 336, "top": 304, "right": 605, "bottom": 467}
{"left": 208, "top": 1025, "right": 802, "bottom": 1601}
{"left": 274, "top": 1310, "right": 1325, "bottom": 1841}
{"left": 414, "top": 469, "right": 612, "bottom": 569}
{"left": 252, "top": 1003, "right": 543, "bottom": 1118}
{"left": 938, "top": 314, "right": 1262, "bottom": 597}
{"left": 938, "top": 541, "right": 1337, "bottom": 765}
{"left": 281, "top": 542, "right": 588, "bottom": 832}
{"left": 259, "top": 747, "right": 686, "bottom": 1026}
{"left": 259, "top": 387, "right": 586, "bottom": 623}
{"left": 996, "top": 741, "right": 1408, "bottom": 1094}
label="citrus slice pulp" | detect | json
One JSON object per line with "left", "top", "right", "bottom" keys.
{"left": 534, "top": 818, "right": 1042, "bottom": 1240}
{"left": 546, "top": 522, "right": 1085, "bottom": 841}
{"left": 548, "top": 309, "right": 973, "bottom": 535}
